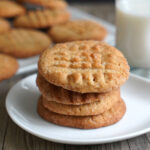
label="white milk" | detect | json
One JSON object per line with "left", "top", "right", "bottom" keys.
{"left": 116, "top": 0, "right": 150, "bottom": 68}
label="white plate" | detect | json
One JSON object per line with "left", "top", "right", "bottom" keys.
{"left": 17, "top": 6, "right": 115, "bottom": 75}
{"left": 6, "top": 73, "right": 150, "bottom": 145}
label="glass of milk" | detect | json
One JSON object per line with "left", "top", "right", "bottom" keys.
{"left": 116, "top": 0, "right": 150, "bottom": 77}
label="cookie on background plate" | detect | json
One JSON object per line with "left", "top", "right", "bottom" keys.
{"left": 14, "top": 9, "right": 70, "bottom": 29}
{"left": 0, "top": 54, "right": 19, "bottom": 81}
{"left": 17, "top": 0, "right": 67, "bottom": 9}
{"left": 36, "top": 74, "right": 120, "bottom": 105}
{"left": 49, "top": 20, "right": 107, "bottom": 43}
{"left": 0, "top": 18, "right": 11, "bottom": 34}
{"left": 38, "top": 97, "right": 126, "bottom": 129}
{"left": 0, "top": 1, "right": 26, "bottom": 18}
{"left": 38, "top": 41, "right": 130, "bottom": 93}
{"left": 0, "top": 29, "right": 52, "bottom": 58}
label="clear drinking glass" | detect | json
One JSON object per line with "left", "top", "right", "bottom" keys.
{"left": 116, "top": 0, "right": 150, "bottom": 78}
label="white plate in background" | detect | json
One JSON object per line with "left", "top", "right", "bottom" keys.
{"left": 6, "top": 73, "right": 150, "bottom": 145}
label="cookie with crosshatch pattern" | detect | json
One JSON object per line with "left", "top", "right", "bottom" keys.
{"left": 13, "top": 9, "right": 70, "bottom": 29}
{"left": 0, "top": 54, "right": 18, "bottom": 81}
{"left": 0, "top": 18, "right": 11, "bottom": 33}
{"left": 17, "top": 0, "right": 67, "bottom": 9}
{"left": 0, "top": 1, "right": 26, "bottom": 18}
{"left": 38, "top": 97, "right": 126, "bottom": 129}
{"left": 38, "top": 41, "right": 130, "bottom": 93}
{"left": 0, "top": 29, "right": 51, "bottom": 58}
{"left": 49, "top": 20, "right": 107, "bottom": 42}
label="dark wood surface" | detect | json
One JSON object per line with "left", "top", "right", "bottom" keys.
{"left": 0, "top": 2, "right": 150, "bottom": 150}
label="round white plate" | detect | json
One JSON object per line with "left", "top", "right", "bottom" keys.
{"left": 6, "top": 74, "right": 150, "bottom": 145}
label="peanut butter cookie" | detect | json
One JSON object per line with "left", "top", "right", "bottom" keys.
{"left": 0, "top": 54, "right": 18, "bottom": 81}
{"left": 49, "top": 20, "right": 107, "bottom": 42}
{"left": 0, "top": 1, "right": 26, "bottom": 18}
{"left": 0, "top": 18, "right": 11, "bottom": 33}
{"left": 38, "top": 41, "right": 130, "bottom": 93}
{"left": 36, "top": 74, "right": 120, "bottom": 105}
{"left": 17, "top": 0, "right": 67, "bottom": 9}
{"left": 14, "top": 9, "right": 70, "bottom": 29}
{"left": 42, "top": 95, "right": 120, "bottom": 116}
{"left": 0, "top": 29, "right": 51, "bottom": 58}
{"left": 38, "top": 97, "right": 126, "bottom": 129}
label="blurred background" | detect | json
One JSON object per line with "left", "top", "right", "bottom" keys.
{"left": 70, "top": 0, "right": 115, "bottom": 24}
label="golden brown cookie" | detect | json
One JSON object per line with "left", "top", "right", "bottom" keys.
{"left": 38, "top": 41, "right": 130, "bottom": 93}
{"left": 17, "top": 0, "right": 67, "bottom": 9}
{"left": 0, "top": 1, "right": 26, "bottom": 18}
{"left": 0, "top": 18, "right": 11, "bottom": 34}
{"left": 0, "top": 54, "right": 19, "bottom": 81}
{"left": 14, "top": 9, "right": 70, "bottom": 29}
{"left": 0, "top": 29, "right": 51, "bottom": 58}
{"left": 49, "top": 20, "right": 107, "bottom": 43}
{"left": 42, "top": 95, "right": 120, "bottom": 116}
{"left": 38, "top": 97, "right": 126, "bottom": 129}
{"left": 36, "top": 74, "right": 120, "bottom": 105}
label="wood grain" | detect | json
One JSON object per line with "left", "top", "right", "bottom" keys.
{"left": 0, "top": 2, "right": 149, "bottom": 150}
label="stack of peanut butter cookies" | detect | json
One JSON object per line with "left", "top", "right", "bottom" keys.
{"left": 37, "top": 40, "right": 130, "bottom": 129}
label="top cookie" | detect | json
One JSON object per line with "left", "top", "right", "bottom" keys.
{"left": 49, "top": 20, "right": 107, "bottom": 43}
{"left": 0, "top": 54, "right": 18, "bottom": 81}
{"left": 18, "top": 0, "right": 67, "bottom": 9}
{"left": 0, "top": 1, "right": 26, "bottom": 18}
{"left": 38, "top": 41, "right": 130, "bottom": 93}
{"left": 0, "top": 18, "right": 11, "bottom": 33}
{"left": 13, "top": 9, "right": 70, "bottom": 29}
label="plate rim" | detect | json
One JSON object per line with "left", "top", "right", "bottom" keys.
{"left": 5, "top": 73, "right": 150, "bottom": 145}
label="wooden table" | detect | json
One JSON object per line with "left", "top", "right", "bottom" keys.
{"left": 1, "top": 2, "right": 150, "bottom": 150}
